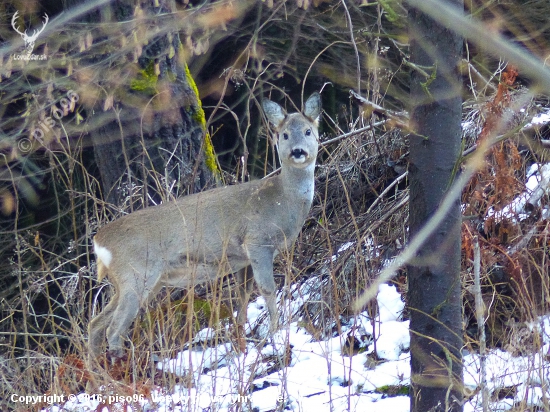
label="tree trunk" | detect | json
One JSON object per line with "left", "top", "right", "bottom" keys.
{"left": 407, "top": 1, "right": 464, "bottom": 411}
{"left": 74, "top": 1, "right": 217, "bottom": 207}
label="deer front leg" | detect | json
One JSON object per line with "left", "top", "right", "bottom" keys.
{"left": 234, "top": 266, "right": 253, "bottom": 352}
{"left": 236, "top": 266, "right": 254, "bottom": 327}
{"left": 246, "top": 245, "right": 278, "bottom": 332}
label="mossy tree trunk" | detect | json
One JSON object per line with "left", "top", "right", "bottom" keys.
{"left": 67, "top": 0, "right": 218, "bottom": 207}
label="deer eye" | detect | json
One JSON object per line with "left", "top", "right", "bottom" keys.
{"left": 305, "top": 129, "right": 311, "bottom": 136}
{"left": 283, "top": 133, "right": 289, "bottom": 140}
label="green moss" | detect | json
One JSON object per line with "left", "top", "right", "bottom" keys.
{"left": 375, "top": 384, "right": 410, "bottom": 396}
{"left": 190, "top": 298, "right": 232, "bottom": 325}
{"left": 192, "top": 298, "right": 212, "bottom": 317}
{"left": 130, "top": 61, "right": 158, "bottom": 94}
{"left": 184, "top": 64, "right": 203, "bottom": 122}
{"left": 183, "top": 60, "right": 221, "bottom": 178}
{"left": 203, "top": 133, "right": 218, "bottom": 174}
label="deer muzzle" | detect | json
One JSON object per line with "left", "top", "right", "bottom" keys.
{"left": 289, "top": 148, "right": 308, "bottom": 163}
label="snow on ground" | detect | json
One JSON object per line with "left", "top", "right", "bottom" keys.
{"left": 485, "top": 162, "right": 550, "bottom": 223}
{"left": 523, "top": 108, "right": 550, "bottom": 129}
{"left": 41, "top": 283, "right": 550, "bottom": 412}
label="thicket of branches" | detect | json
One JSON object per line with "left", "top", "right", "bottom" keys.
{"left": 0, "top": 0, "right": 550, "bottom": 407}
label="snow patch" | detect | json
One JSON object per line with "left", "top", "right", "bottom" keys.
{"left": 41, "top": 281, "right": 550, "bottom": 412}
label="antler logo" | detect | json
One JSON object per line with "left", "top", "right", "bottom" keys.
{"left": 11, "top": 11, "right": 49, "bottom": 56}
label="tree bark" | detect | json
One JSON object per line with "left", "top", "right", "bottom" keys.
{"left": 76, "top": 1, "right": 217, "bottom": 207}
{"left": 407, "top": 1, "right": 464, "bottom": 411}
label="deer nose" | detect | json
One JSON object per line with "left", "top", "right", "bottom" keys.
{"left": 290, "top": 148, "right": 308, "bottom": 159}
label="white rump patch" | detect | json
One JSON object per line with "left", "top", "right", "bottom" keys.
{"left": 93, "top": 239, "right": 112, "bottom": 268}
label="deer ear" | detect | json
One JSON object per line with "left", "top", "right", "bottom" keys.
{"left": 304, "top": 92, "right": 322, "bottom": 124}
{"left": 263, "top": 99, "right": 286, "bottom": 127}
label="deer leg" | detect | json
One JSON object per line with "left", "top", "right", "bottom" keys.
{"left": 235, "top": 266, "right": 253, "bottom": 326}
{"left": 246, "top": 246, "right": 278, "bottom": 332}
{"left": 262, "top": 290, "right": 278, "bottom": 333}
{"left": 234, "top": 266, "right": 254, "bottom": 351}
{"left": 105, "top": 269, "right": 159, "bottom": 357}
{"left": 105, "top": 303, "right": 138, "bottom": 357}
{"left": 105, "top": 289, "right": 142, "bottom": 357}
{"left": 89, "top": 291, "right": 119, "bottom": 358}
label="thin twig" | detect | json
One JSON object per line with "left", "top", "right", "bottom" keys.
{"left": 350, "top": 90, "right": 409, "bottom": 128}
{"left": 341, "top": 0, "right": 361, "bottom": 93}
{"left": 508, "top": 225, "right": 539, "bottom": 256}
{"left": 366, "top": 171, "right": 408, "bottom": 215}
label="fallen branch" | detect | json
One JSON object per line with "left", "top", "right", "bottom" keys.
{"left": 350, "top": 90, "right": 409, "bottom": 129}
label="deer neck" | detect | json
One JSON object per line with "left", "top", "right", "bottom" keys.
{"left": 279, "top": 162, "right": 315, "bottom": 208}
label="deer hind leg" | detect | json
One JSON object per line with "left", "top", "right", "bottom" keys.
{"left": 246, "top": 246, "right": 278, "bottom": 332}
{"left": 89, "top": 291, "right": 119, "bottom": 358}
{"left": 105, "top": 267, "right": 160, "bottom": 357}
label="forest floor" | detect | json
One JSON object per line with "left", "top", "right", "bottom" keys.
{"left": 40, "top": 281, "right": 550, "bottom": 412}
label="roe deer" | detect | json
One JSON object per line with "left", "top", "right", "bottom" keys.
{"left": 89, "top": 92, "right": 321, "bottom": 357}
